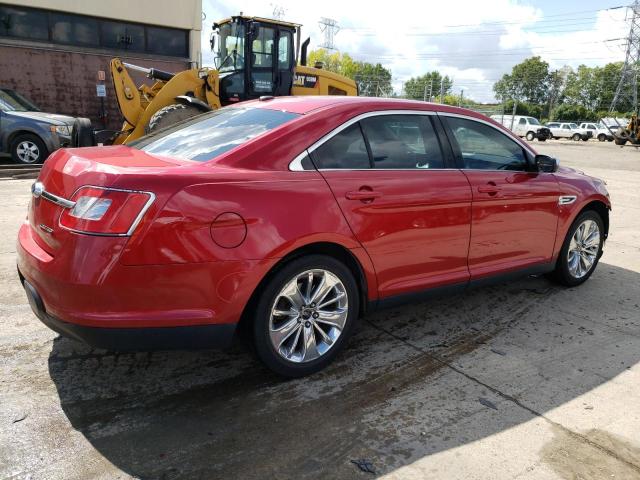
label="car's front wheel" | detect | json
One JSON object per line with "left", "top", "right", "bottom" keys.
{"left": 252, "top": 255, "right": 359, "bottom": 377}
{"left": 550, "top": 210, "right": 604, "bottom": 286}
{"left": 526, "top": 131, "right": 535, "bottom": 141}
{"left": 598, "top": 134, "right": 606, "bottom": 142}
{"left": 572, "top": 133, "right": 581, "bottom": 141}
{"left": 10, "top": 134, "right": 48, "bottom": 164}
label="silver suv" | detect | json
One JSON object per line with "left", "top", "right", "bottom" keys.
{"left": 0, "top": 88, "right": 76, "bottom": 164}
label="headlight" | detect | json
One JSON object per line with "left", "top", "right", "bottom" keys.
{"left": 50, "top": 125, "right": 71, "bottom": 136}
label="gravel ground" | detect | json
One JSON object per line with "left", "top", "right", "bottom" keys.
{"left": 1, "top": 139, "right": 639, "bottom": 480}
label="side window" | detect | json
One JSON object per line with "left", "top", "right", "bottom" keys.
{"left": 312, "top": 124, "right": 370, "bottom": 169}
{"left": 518, "top": 118, "right": 526, "bottom": 125}
{"left": 360, "top": 115, "right": 444, "bottom": 169}
{"left": 563, "top": 125, "right": 570, "bottom": 130}
{"left": 446, "top": 117, "right": 527, "bottom": 171}
{"left": 278, "top": 31, "right": 292, "bottom": 69}
{"left": 252, "top": 27, "right": 274, "bottom": 67}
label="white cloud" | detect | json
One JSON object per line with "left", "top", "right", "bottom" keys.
{"left": 201, "top": 0, "right": 629, "bottom": 102}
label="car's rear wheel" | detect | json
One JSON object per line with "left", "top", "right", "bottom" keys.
{"left": 526, "top": 131, "right": 535, "bottom": 141}
{"left": 10, "top": 134, "right": 48, "bottom": 164}
{"left": 572, "top": 133, "right": 581, "bottom": 141}
{"left": 598, "top": 134, "right": 606, "bottom": 142}
{"left": 549, "top": 210, "right": 604, "bottom": 287}
{"left": 252, "top": 255, "right": 359, "bottom": 377}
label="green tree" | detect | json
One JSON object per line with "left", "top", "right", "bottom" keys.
{"left": 404, "top": 72, "right": 453, "bottom": 101}
{"left": 493, "top": 56, "right": 550, "bottom": 104}
{"left": 307, "top": 49, "right": 393, "bottom": 97}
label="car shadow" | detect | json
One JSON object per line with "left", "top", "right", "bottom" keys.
{"left": 48, "top": 262, "right": 640, "bottom": 479}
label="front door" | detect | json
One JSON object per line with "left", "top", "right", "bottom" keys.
{"left": 441, "top": 115, "right": 560, "bottom": 279}
{"left": 248, "top": 24, "right": 276, "bottom": 97}
{"left": 311, "top": 113, "right": 473, "bottom": 298}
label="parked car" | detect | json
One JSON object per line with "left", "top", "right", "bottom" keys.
{"left": 546, "top": 122, "right": 592, "bottom": 141}
{"left": 0, "top": 87, "right": 76, "bottom": 164}
{"left": 578, "top": 122, "right": 614, "bottom": 142}
{"left": 490, "top": 114, "right": 551, "bottom": 141}
{"left": 17, "top": 97, "right": 611, "bottom": 377}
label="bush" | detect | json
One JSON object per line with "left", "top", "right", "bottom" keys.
{"left": 503, "top": 101, "right": 543, "bottom": 119}
{"left": 550, "top": 104, "right": 598, "bottom": 122}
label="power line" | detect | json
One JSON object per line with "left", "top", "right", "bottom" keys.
{"left": 319, "top": 17, "right": 340, "bottom": 50}
{"left": 611, "top": 0, "right": 640, "bottom": 112}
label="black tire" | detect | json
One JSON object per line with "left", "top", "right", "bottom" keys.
{"left": 538, "top": 138, "right": 546, "bottom": 142}
{"left": 548, "top": 210, "right": 604, "bottom": 287}
{"left": 598, "top": 134, "right": 606, "bottom": 142}
{"left": 10, "top": 133, "right": 48, "bottom": 164}
{"left": 614, "top": 137, "right": 627, "bottom": 146}
{"left": 71, "top": 118, "right": 95, "bottom": 147}
{"left": 607, "top": 138, "right": 614, "bottom": 142}
{"left": 252, "top": 254, "right": 359, "bottom": 378}
{"left": 572, "top": 133, "right": 581, "bottom": 141}
{"left": 581, "top": 137, "right": 589, "bottom": 142}
{"left": 526, "top": 131, "right": 535, "bottom": 141}
{"left": 146, "top": 103, "right": 203, "bottom": 133}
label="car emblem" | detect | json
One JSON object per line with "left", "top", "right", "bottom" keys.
{"left": 38, "top": 224, "right": 53, "bottom": 234}
{"left": 31, "top": 182, "right": 44, "bottom": 198}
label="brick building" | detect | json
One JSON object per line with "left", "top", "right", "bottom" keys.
{"left": 0, "top": 0, "right": 202, "bottom": 130}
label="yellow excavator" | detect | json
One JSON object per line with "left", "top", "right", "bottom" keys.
{"left": 108, "top": 15, "right": 357, "bottom": 145}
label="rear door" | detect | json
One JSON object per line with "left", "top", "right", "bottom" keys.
{"left": 440, "top": 114, "right": 560, "bottom": 279}
{"left": 311, "top": 112, "right": 472, "bottom": 298}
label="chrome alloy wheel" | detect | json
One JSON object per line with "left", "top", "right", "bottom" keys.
{"left": 16, "top": 140, "right": 40, "bottom": 163}
{"left": 269, "top": 269, "right": 348, "bottom": 363}
{"left": 567, "top": 219, "right": 600, "bottom": 279}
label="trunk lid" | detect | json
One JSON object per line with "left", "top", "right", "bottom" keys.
{"left": 29, "top": 146, "right": 189, "bottom": 254}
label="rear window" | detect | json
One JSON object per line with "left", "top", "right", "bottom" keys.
{"left": 131, "top": 107, "right": 299, "bottom": 161}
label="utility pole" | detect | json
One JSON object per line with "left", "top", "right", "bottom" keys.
{"left": 610, "top": 0, "right": 640, "bottom": 114}
{"left": 439, "top": 77, "right": 445, "bottom": 103}
{"left": 459, "top": 89, "right": 464, "bottom": 107}
{"left": 319, "top": 17, "right": 340, "bottom": 50}
{"left": 510, "top": 100, "right": 517, "bottom": 130}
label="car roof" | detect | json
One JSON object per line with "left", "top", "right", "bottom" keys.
{"left": 240, "top": 95, "right": 483, "bottom": 117}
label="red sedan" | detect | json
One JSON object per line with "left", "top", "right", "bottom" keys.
{"left": 17, "top": 97, "right": 611, "bottom": 377}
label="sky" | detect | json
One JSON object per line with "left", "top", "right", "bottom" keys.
{"left": 201, "top": 0, "right": 631, "bottom": 103}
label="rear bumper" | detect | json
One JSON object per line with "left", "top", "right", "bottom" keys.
{"left": 19, "top": 273, "right": 236, "bottom": 350}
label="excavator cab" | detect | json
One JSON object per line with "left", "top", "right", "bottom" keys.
{"left": 106, "top": 14, "right": 355, "bottom": 145}
{"left": 212, "top": 16, "right": 298, "bottom": 104}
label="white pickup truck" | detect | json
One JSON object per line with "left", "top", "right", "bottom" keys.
{"left": 578, "top": 122, "right": 614, "bottom": 142}
{"left": 546, "top": 122, "right": 593, "bottom": 141}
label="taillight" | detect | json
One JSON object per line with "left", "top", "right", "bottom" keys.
{"left": 59, "top": 186, "right": 154, "bottom": 236}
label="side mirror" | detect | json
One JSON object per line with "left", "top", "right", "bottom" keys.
{"left": 209, "top": 31, "right": 215, "bottom": 52}
{"left": 536, "top": 154, "right": 558, "bottom": 173}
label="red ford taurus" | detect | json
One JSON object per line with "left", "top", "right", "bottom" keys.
{"left": 17, "top": 97, "right": 611, "bottom": 377}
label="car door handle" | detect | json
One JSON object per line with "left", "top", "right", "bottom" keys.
{"left": 345, "top": 190, "right": 382, "bottom": 201}
{"left": 477, "top": 184, "right": 501, "bottom": 194}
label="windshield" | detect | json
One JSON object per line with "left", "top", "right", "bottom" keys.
{"left": 217, "top": 21, "right": 245, "bottom": 73}
{"left": 0, "top": 89, "right": 39, "bottom": 112}
{"left": 130, "top": 107, "right": 299, "bottom": 162}
{"left": 527, "top": 117, "right": 541, "bottom": 125}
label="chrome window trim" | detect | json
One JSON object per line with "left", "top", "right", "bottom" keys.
{"left": 288, "top": 109, "right": 437, "bottom": 171}
{"left": 56, "top": 185, "right": 156, "bottom": 237}
{"left": 436, "top": 111, "right": 537, "bottom": 158}
{"left": 289, "top": 150, "right": 311, "bottom": 172}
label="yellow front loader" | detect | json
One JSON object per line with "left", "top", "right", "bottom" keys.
{"left": 110, "top": 15, "right": 357, "bottom": 144}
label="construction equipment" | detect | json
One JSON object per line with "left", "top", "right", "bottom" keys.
{"left": 109, "top": 15, "right": 357, "bottom": 144}
{"left": 608, "top": 115, "right": 640, "bottom": 146}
